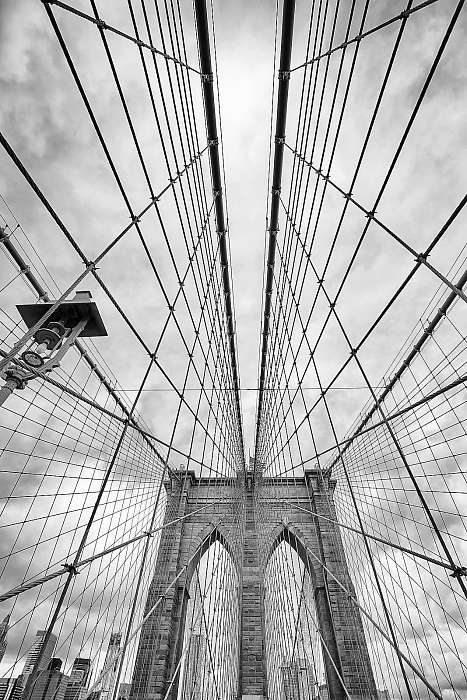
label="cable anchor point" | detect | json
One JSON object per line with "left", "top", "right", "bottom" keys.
{"left": 62, "top": 563, "right": 79, "bottom": 576}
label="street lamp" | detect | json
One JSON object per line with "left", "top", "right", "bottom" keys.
{"left": 0, "top": 291, "right": 107, "bottom": 406}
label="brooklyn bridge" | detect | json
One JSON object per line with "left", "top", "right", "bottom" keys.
{"left": 0, "top": 0, "right": 465, "bottom": 699}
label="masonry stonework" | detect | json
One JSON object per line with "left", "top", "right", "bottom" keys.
{"left": 128, "top": 469, "right": 377, "bottom": 700}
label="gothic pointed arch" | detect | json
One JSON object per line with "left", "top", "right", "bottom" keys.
{"left": 185, "top": 521, "right": 240, "bottom": 585}
{"left": 267, "top": 521, "right": 318, "bottom": 587}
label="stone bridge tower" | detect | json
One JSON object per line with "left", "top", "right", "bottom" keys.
{"left": 128, "top": 469, "right": 377, "bottom": 700}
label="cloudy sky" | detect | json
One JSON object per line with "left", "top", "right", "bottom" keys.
{"left": 0, "top": 0, "right": 466, "bottom": 454}
{"left": 0, "top": 0, "right": 466, "bottom": 697}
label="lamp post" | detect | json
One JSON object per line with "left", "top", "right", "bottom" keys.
{"left": 0, "top": 291, "right": 107, "bottom": 406}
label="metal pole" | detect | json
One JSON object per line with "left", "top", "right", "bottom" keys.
{"left": 0, "top": 380, "right": 16, "bottom": 407}
{"left": 0, "top": 316, "right": 88, "bottom": 405}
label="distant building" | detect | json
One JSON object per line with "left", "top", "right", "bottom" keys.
{"left": 21, "top": 631, "right": 58, "bottom": 689}
{"left": 0, "top": 677, "right": 23, "bottom": 700}
{"left": 181, "top": 633, "right": 207, "bottom": 699}
{"left": 0, "top": 679, "right": 14, "bottom": 700}
{"left": 297, "top": 576, "right": 315, "bottom": 658}
{"left": 297, "top": 657, "right": 316, "bottom": 698}
{"left": 29, "top": 658, "right": 69, "bottom": 700}
{"left": 318, "top": 684, "right": 329, "bottom": 700}
{"left": 64, "top": 658, "right": 91, "bottom": 700}
{"left": 377, "top": 690, "right": 390, "bottom": 700}
{"left": 49, "top": 660, "right": 62, "bottom": 672}
{"left": 181, "top": 597, "right": 207, "bottom": 700}
{"left": 22, "top": 632, "right": 58, "bottom": 676}
{"left": 99, "top": 634, "right": 121, "bottom": 700}
{"left": 281, "top": 657, "right": 316, "bottom": 700}
{"left": 282, "top": 661, "right": 300, "bottom": 700}
{"left": 0, "top": 614, "right": 10, "bottom": 663}
{"left": 116, "top": 684, "right": 130, "bottom": 700}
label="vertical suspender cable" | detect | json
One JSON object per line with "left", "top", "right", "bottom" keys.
{"left": 255, "top": 0, "right": 296, "bottom": 468}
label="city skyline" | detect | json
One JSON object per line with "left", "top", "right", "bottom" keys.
{"left": 0, "top": 631, "right": 128, "bottom": 700}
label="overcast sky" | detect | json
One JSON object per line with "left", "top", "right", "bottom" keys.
{"left": 0, "top": 0, "right": 466, "bottom": 453}
{"left": 0, "top": 0, "right": 466, "bottom": 697}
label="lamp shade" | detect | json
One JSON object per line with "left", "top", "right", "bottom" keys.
{"left": 16, "top": 291, "right": 108, "bottom": 338}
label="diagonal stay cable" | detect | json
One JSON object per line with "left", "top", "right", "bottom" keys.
{"left": 258, "top": 0, "right": 463, "bottom": 444}
{"left": 124, "top": 0, "right": 243, "bottom": 460}
{"left": 66, "top": 0, "right": 241, "bottom": 460}
{"left": 42, "top": 0, "right": 200, "bottom": 73}
{"left": 0, "top": 227, "right": 169, "bottom": 468}
{"left": 284, "top": 144, "right": 467, "bottom": 305}
{"left": 0, "top": 141, "right": 234, "bottom": 467}
{"left": 262, "top": 202, "right": 467, "bottom": 467}
{"left": 125, "top": 0, "right": 242, "bottom": 459}
{"left": 6, "top": 6, "right": 240, "bottom": 467}
{"left": 257, "top": 0, "right": 372, "bottom": 458}
{"left": 277, "top": 499, "right": 463, "bottom": 574}
{"left": 0, "top": 191, "right": 215, "bottom": 466}
{"left": 274, "top": 371, "right": 467, "bottom": 475}
{"left": 281, "top": 0, "right": 466, "bottom": 367}
{"left": 44, "top": 0, "right": 238, "bottom": 456}
{"left": 303, "top": 251, "right": 467, "bottom": 599}
{"left": 259, "top": 0, "right": 408, "bottom": 442}
{"left": 291, "top": 0, "right": 442, "bottom": 71}
{"left": 0, "top": 501, "right": 217, "bottom": 604}
{"left": 280, "top": 522, "right": 444, "bottom": 700}
{"left": 267, "top": 226, "right": 467, "bottom": 472}
{"left": 0, "top": 126, "right": 206, "bottom": 366}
